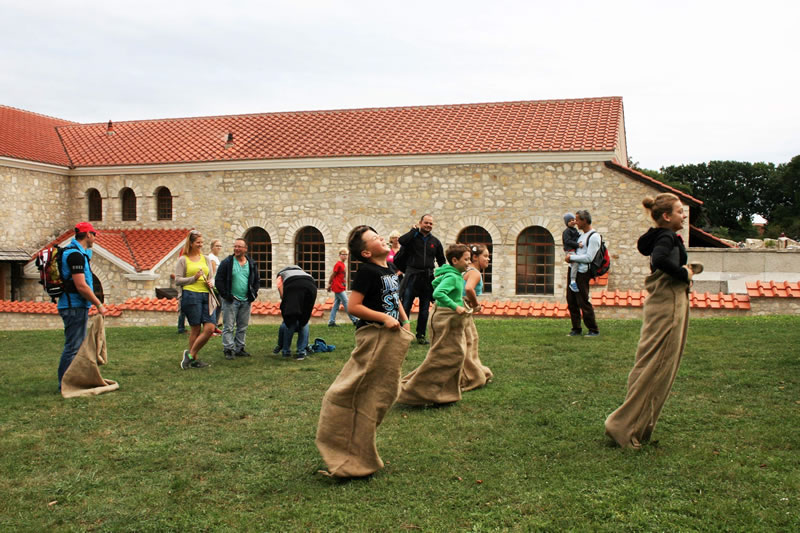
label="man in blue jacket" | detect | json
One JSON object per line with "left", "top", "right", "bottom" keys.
{"left": 215, "top": 238, "right": 260, "bottom": 359}
{"left": 57, "top": 222, "right": 108, "bottom": 389}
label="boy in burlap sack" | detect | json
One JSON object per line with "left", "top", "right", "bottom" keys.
{"left": 315, "top": 226, "right": 414, "bottom": 478}
{"left": 461, "top": 244, "right": 493, "bottom": 392}
{"left": 605, "top": 193, "right": 697, "bottom": 449}
{"left": 397, "top": 244, "right": 471, "bottom": 406}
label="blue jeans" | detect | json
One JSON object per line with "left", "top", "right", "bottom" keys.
{"left": 177, "top": 309, "right": 186, "bottom": 333}
{"left": 58, "top": 307, "right": 89, "bottom": 387}
{"left": 329, "top": 291, "right": 356, "bottom": 325}
{"left": 402, "top": 280, "right": 432, "bottom": 338}
{"left": 280, "top": 321, "right": 309, "bottom": 355}
{"left": 222, "top": 299, "right": 251, "bottom": 352}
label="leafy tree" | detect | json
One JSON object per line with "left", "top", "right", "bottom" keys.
{"left": 763, "top": 155, "right": 800, "bottom": 239}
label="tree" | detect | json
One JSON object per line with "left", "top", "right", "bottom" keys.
{"left": 661, "top": 161, "right": 777, "bottom": 240}
{"left": 763, "top": 155, "right": 800, "bottom": 239}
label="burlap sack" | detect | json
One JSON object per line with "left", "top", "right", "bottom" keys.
{"left": 316, "top": 324, "right": 414, "bottom": 478}
{"left": 397, "top": 305, "right": 469, "bottom": 406}
{"left": 460, "top": 315, "right": 493, "bottom": 392}
{"left": 604, "top": 269, "right": 690, "bottom": 448}
{"left": 61, "top": 314, "right": 119, "bottom": 398}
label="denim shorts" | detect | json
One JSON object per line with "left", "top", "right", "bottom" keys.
{"left": 181, "top": 289, "right": 214, "bottom": 326}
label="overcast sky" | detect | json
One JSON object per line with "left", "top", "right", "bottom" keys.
{"left": 2, "top": 0, "right": 798, "bottom": 170}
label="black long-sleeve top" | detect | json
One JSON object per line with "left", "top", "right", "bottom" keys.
{"left": 637, "top": 227, "right": 689, "bottom": 283}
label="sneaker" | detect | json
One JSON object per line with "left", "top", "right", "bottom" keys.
{"left": 569, "top": 281, "right": 579, "bottom": 292}
{"left": 181, "top": 350, "right": 191, "bottom": 369}
{"left": 567, "top": 330, "right": 582, "bottom": 337}
{"left": 272, "top": 345, "right": 281, "bottom": 355}
{"left": 177, "top": 329, "right": 186, "bottom": 334}
{"left": 328, "top": 323, "right": 339, "bottom": 328}
{"left": 224, "top": 349, "right": 235, "bottom": 360}
{"left": 190, "top": 359, "right": 209, "bottom": 368}
{"left": 235, "top": 349, "right": 251, "bottom": 357}
{"left": 585, "top": 331, "right": 600, "bottom": 337}
{"left": 282, "top": 351, "right": 292, "bottom": 358}
{"left": 417, "top": 336, "right": 429, "bottom": 345}
{"left": 212, "top": 329, "right": 222, "bottom": 337}
{"left": 295, "top": 351, "right": 306, "bottom": 361}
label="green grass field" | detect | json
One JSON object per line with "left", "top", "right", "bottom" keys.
{"left": 1, "top": 315, "right": 798, "bottom": 532}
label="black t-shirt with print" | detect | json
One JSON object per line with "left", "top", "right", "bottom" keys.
{"left": 350, "top": 261, "right": 401, "bottom": 328}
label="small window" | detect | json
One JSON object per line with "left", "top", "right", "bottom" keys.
{"left": 87, "top": 188, "right": 102, "bottom": 221}
{"left": 457, "top": 225, "right": 493, "bottom": 293}
{"left": 516, "top": 226, "right": 555, "bottom": 295}
{"left": 245, "top": 227, "right": 272, "bottom": 288}
{"left": 121, "top": 188, "right": 136, "bottom": 221}
{"left": 295, "top": 226, "right": 325, "bottom": 289}
{"left": 156, "top": 187, "right": 173, "bottom": 221}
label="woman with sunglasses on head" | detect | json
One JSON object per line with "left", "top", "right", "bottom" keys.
{"left": 174, "top": 230, "right": 218, "bottom": 369}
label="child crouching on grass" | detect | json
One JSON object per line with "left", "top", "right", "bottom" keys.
{"left": 396, "top": 243, "right": 471, "bottom": 406}
{"left": 315, "top": 226, "right": 415, "bottom": 478}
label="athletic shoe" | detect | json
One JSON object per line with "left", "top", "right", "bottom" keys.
{"left": 282, "top": 352, "right": 292, "bottom": 358}
{"left": 585, "top": 331, "right": 600, "bottom": 337}
{"left": 417, "top": 336, "right": 429, "bottom": 345}
{"left": 224, "top": 349, "right": 235, "bottom": 360}
{"left": 569, "top": 281, "right": 579, "bottom": 292}
{"left": 328, "top": 323, "right": 339, "bottom": 328}
{"left": 190, "top": 359, "right": 209, "bottom": 368}
{"left": 181, "top": 350, "right": 191, "bottom": 369}
{"left": 272, "top": 345, "right": 281, "bottom": 355}
{"left": 567, "top": 330, "right": 582, "bottom": 337}
{"left": 235, "top": 349, "right": 252, "bottom": 357}
{"left": 295, "top": 351, "right": 306, "bottom": 361}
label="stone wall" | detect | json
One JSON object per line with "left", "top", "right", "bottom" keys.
{"left": 689, "top": 248, "right": 800, "bottom": 294}
{"left": 58, "top": 161, "right": 685, "bottom": 300}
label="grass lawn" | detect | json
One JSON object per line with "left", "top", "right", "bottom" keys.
{"left": 1, "top": 315, "right": 798, "bottom": 532}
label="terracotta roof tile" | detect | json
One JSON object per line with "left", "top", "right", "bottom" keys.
{"left": 0, "top": 105, "right": 75, "bottom": 166}
{"left": 605, "top": 161, "right": 702, "bottom": 206}
{"left": 690, "top": 292, "right": 751, "bottom": 310}
{"left": 746, "top": 281, "right": 800, "bottom": 298}
{"left": 589, "top": 273, "right": 609, "bottom": 286}
{"left": 54, "top": 97, "right": 623, "bottom": 167}
{"left": 31, "top": 228, "right": 189, "bottom": 272}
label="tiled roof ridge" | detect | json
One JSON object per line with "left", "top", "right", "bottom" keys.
{"left": 54, "top": 96, "right": 623, "bottom": 128}
{"left": 605, "top": 161, "right": 703, "bottom": 206}
{"left": 689, "top": 225, "right": 734, "bottom": 248}
{"left": 0, "top": 104, "right": 77, "bottom": 124}
{"left": 119, "top": 231, "right": 141, "bottom": 271}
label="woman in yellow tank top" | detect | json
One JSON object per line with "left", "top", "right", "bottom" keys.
{"left": 174, "top": 230, "right": 217, "bottom": 369}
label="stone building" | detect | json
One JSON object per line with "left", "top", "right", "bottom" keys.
{"left": 0, "top": 97, "right": 700, "bottom": 304}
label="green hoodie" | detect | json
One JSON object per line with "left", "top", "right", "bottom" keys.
{"left": 431, "top": 264, "right": 465, "bottom": 310}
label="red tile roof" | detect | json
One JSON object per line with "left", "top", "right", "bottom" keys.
{"left": 690, "top": 225, "right": 733, "bottom": 248}
{"left": 0, "top": 300, "right": 122, "bottom": 316}
{"left": 605, "top": 161, "right": 702, "bottom": 206}
{"left": 31, "top": 228, "right": 189, "bottom": 272}
{"left": 746, "top": 281, "right": 800, "bottom": 298}
{"left": 690, "top": 292, "right": 751, "bottom": 310}
{"left": 0, "top": 105, "right": 75, "bottom": 166}
{"left": 53, "top": 97, "right": 623, "bottom": 167}
{"left": 589, "top": 273, "right": 609, "bottom": 286}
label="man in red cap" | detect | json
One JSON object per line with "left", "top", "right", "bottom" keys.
{"left": 57, "top": 222, "right": 108, "bottom": 390}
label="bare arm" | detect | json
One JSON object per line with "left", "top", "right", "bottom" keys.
{"left": 463, "top": 270, "right": 481, "bottom": 309}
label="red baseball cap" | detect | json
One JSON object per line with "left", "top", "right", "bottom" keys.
{"left": 74, "top": 222, "right": 98, "bottom": 234}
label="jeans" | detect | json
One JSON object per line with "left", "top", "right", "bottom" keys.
{"left": 222, "top": 298, "right": 251, "bottom": 352}
{"left": 402, "top": 279, "right": 432, "bottom": 338}
{"left": 177, "top": 309, "right": 186, "bottom": 333}
{"left": 280, "top": 320, "right": 309, "bottom": 355}
{"left": 58, "top": 307, "right": 89, "bottom": 387}
{"left": 329, "top": 291, "right": 356, "bottom": 325}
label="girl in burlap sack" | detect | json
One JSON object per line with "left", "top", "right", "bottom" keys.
{"left": 397, "top": 244, "right": 471, "bottom": 406}
{"left": 461, "top": 244, "right": 493, "bottom": 391}
{"left": 605, "top": 193, "right": 697, "bottom": 449}
{"left": 316, "top": 226, "right": 414, "bottom": 478}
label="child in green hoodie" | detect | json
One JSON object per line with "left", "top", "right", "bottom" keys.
{"left": 397, "top": 244, "right": 472, "bottom": 405}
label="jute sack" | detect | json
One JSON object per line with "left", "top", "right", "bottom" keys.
{"left": 397, "top": 305, "right": 469, "bottom": 406}
{"left": 460, "top": 314, "right": 493, "bottom": 392}
{"left": 61, "top": 314, "right": 119, "bottom": 398}
{"left": 604, "top": 269, "right": 690, "bottom": 448}
{"left": 316, "top": 324, "right": 414, "bottom": 477}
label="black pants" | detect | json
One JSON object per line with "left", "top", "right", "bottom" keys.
{"left": 566, "top": 269, "right": 598, "bottom": 333}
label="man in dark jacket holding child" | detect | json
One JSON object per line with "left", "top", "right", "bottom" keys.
{"left": 215, "top": 238, "right": 260, "bottom": 359}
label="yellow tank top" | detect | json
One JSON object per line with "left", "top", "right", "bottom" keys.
{"left": 183, "top": 255, "right": 210, "bottom": 293}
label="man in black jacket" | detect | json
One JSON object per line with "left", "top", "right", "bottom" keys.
{"left": 397, "top": 214, "right": 446, "bottom": 344}
{"left": 215, "top": 238, "right": 260, "bottom": 359}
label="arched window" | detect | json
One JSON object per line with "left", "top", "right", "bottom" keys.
{"left": 244, "top": 227, "right": 272, "bottom": 289}
{"left": 516, "top": 226, "right": 555, "bottom": 294}
{"left": 87, "top": 188, "right": 102, "bottom": 221}
{"left": 156, "top": 187, "right": 173, "bottom": 221}
{"left": 121, "top": 188, "right": 136, "bottom": 221}
{"left": 295, "top": 226, "right": 325, "bottom": 288}
{"left": 456, "top": 225, "right": 493, "bottom": 293}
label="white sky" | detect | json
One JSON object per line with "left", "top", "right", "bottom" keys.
{"left": 1, "top": 0, "right": 798, "bottom": 170}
